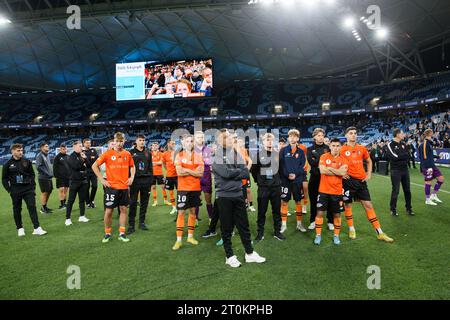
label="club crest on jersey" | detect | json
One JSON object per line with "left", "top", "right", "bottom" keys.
{"left": 111, "top": 156, "right": 116, "bottom": 161}
{"left": 326, "top": 159, "right": 332, "bottom": 165}
{"left": 182, "top": 158, "right": 188, "bottom": 164}
{"left": 345, "top": 151, "right": 351, "bottom": 156}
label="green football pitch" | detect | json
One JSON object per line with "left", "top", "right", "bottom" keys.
{"left": 0, "top": 167, "right": 449, "bottom": 300}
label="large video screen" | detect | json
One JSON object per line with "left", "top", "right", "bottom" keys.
{"left": 116, "top": 58, "right": 213, "bottom": 101}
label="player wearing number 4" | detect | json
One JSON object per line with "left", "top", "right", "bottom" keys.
{"left": 314, "top": 139, "right": 348, "bottom": 246}
{"left": 172, "top": 134, "right": 204, "bottom": 251}
{"left": 92, "top": 132, "right": 135, "bottom": 244}
{"left": 340, "top": 127, "right": 394, "bottom": 243}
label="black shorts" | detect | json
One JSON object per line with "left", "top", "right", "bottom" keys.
{"left": 317, "top": 193, "right": 344, "bottom": 214}
{"left": 152, "top": 175, "right": 164, "bottom": 186}
{"left": 38, "top": 179, "right": 53, "bottom": 193}
{"left": 176, "top": 191, "right": 202, "bottom": 210}
{"left": 56, "top": 178, "right": 70, "bottom": 188}
{"left": 303, "top": 172, "right": 308, "bottom": 182}
{"left": 165, "top": 177, "right": 177, "bottom": 190}
{"left": 104, "top": 187, "right": 130, "bottom": 209}
{"left": 343, "top": 178, "right": 371, "bottom": 203}
{"left": 280, "top": 181, "right": 304, "bottom": 202}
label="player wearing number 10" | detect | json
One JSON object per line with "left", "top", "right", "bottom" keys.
{"left": 92, "top": 132, "right": 135, "bottom": 244}
{"left": 172, "top": 134, "right": 204, "bottom": 251}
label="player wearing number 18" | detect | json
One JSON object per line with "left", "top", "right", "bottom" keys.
{"left": 92, "top": 132, "right": 135, "bottom": 243}
{"left": 172, "top": 134, "right": 204, "bottom": 251}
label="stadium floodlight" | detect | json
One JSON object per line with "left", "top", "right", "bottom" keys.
{"left": 34, "top": 115, "right": 44, "bottom": 123}
{"left": 375, "top": 28, "right": 389, "bottom": 40}
{"left": 0, "top": 16, "right": 12, "bottom": 25}
{"left": 343, "top": 17, "right": 355, "bottom": 29}
{"left": 89, "top": 113, "right": 99, "bottom": 121}
{"left": 370, "top": 96, "right": 382, "bottom": 105}
{"left": 322, "top": 102, "right": 331, "bottom": 111}
{"left": 148, "top": 110, "right": 157, "bottom": 119}
{"left": 274, "top": 104, "right": 283, "bottom": 114}
{"left": 210, "top": 107, "right": 219, "bottom": 116}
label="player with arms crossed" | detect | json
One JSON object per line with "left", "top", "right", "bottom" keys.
{"left": 314, "top": 138, "right": 348, "bottom": 246}
{"left": 172, "top": 134, "right": 204, "bottom": 250}
{"left": 92, "top": 132, "right": 135, "bottom": 243}
{"left": 340, "top": 127, "right": 394, "bottom": 243}
{"left": 162, "top": 139, "right": 178, "bottom": 215}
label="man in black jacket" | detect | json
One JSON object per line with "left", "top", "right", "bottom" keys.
{"left": 385, "top": 129, "right": 414, "bottom": 216}
{"left": 251, "top": 133, "right": 284, "bottom": 242}
{"left": 213, "top": 129, "right": 266, "bottom": 268}
{"left": 65, "top": 141, "right": 90, "bottom": 226}
{"left": 128, "top": 135, "right": 153, "bottom": 234}
{"left": 307, "top": 128, "right": 333, "bottom": 231}
{"left": 83, "top": 138, "right": 99, "bottom": 208}
{"left": 2, "top": 144, "right": 47, "bottom": 236}
{"left": 53, "top": 144, "right": 70, "bottom": 210}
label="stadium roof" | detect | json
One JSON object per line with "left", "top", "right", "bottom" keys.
{"left": 0, "top": 0, "right": 450, "bottom": 90}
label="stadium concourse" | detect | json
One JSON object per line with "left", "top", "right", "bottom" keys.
{"left": 0, "top": 0, "right": 449, "bottom": 304}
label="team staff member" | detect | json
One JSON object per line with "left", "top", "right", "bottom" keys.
{"left": 92, "top": 132, "right": 135, "bottom": 244}
{"left": 341, "top": 127, "right": 394, "bottom": 243}
{"left": 163, "top": 139, "right": 178, "bottom": 215}
{"left": 128, "top": 135, "right": 153, "bottom": 234}
{"left": 314, "top": 139, "right": 348, "bottom": 246}
{"left": 385, "top": 129, "right": 414, "bottom": 216}
{"left": 150, "top": 142, "right": 168, "bottom": 206}
{"left": 172, "top": 134, "right": 204, "bottom": 250}
{"left": 213, "top": 129, "right": 265, "bottom": 268}
{"left": 279, "top": 129, "right": 307, "bottom": 233}
{"left": 36, "top": 142, "right": 54, "bottom": 214}
{"left": 251, "top": 133, "right": 284, "bottom": 242}
{"left": 236, "top": 137, "right": 256, "bottom": 212}
{"left": 53, "top": 144, "right": 70, "bottom": 210}
{"left": 307, "top": 128, "right": 333, "bottom": 230}
{"left": 2, "top": 144, "right": 47, "bottom": 237}
{"left": 83, "top": 138, "right": 99, "bottom": 208}
{"left": 65, "top": 141, "right": 90, "bottom": 226}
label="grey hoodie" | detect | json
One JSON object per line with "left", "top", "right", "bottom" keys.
{"left": 212, "top": 147, "right": 249, "bottom": 198}
{"left": 36, "top": 151, "right": 54, "bottom": 180}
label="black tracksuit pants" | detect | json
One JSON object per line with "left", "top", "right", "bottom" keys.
{"left": 86, "top": 174, "right": 98, "bottom": 204}
{"left": 390, "top": 169, "right": 412, "bottom": 212}
{"left": 257, "top": 185, "right": 281, "bottom": 234}
{"left": 10, "top": 188, "right": 40, "bottom": 229}
{"left": 129, "top": 183, "right": 151, "bottom": 226}
{"left": 208, "top": 201, "right": 220, "bottom": 232}
{"left": 309, "top": 173, "right": 333, "bottom": 224}
{"left": 66, "top": 181, "right": 88, "bottom": 219}
{"left": 216, "top": 196, "right": 254, "bottom": 259}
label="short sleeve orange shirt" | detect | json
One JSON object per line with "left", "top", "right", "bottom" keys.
{"left": 95, "top": 149, "right": 134, "bottom": 190}
{"left": 162, "top": 150, "right": 177, "bottom": 178}
{"left": 318, "top": 153, "right": 348, "bottom": 195}
{"left": 339, "top": 144, "right": 370, "bottom": 180}
{"left": 174, "top": 151, "right": 204, "bottom": 191}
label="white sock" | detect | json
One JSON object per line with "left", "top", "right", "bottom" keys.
{"left": 282, "top": 222, "right": 287, "bottom": 227}
{"left": 188, "top": 234, "right": 193, "bottom": 239}
{"left": 177, "top": 236, "right": 182, "bottom": 242}
{"left": 349, "top": 226, "right": 355, "bottom": 232}
{"left": 377, "top": 228, "right": 383, "bottom": 235}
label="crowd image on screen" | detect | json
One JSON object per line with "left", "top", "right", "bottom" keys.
{"left": 144, "top": 59, "right": 213, "bottom": 99}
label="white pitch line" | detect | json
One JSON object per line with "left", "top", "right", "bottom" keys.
{"left": 375, "top": 174, "right": 450, "bottom": 194}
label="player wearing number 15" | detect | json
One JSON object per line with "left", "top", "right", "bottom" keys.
{"left": 92, "top": 132, "right": 135, "bottom": 244}
{"left": 172, "top": 134, "right": 204, "bottom": 251}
